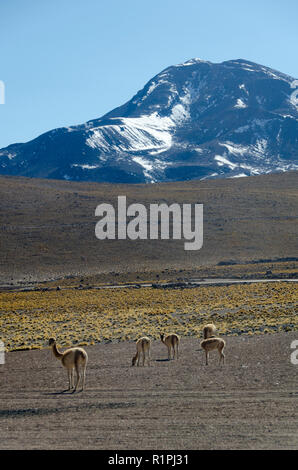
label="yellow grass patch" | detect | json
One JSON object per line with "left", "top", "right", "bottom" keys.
{"left": 0, "top": 282, "right": 297, "bottom": 351}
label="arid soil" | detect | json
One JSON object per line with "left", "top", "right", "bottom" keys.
{"left": 0, "top": 332, "right": 297, "bottom": 450}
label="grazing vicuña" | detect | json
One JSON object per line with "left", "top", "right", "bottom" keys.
{"left": 160, "top": 333, "right": 180, "bottom": 360}
{"left": 132, "top": 336, "right": 151, "bottom": 366}
{"left": 200, "top": 337, "right": 225, "bottom": 365}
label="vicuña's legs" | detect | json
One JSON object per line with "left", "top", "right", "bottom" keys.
{"left": 219, "top": 347, "right": 225, "bottom": 364}
{"left": 74, "top": 363, "right": 81, "bottom": 391}
{"left": 68, "top": 369, "right": 74, "bottom": 390}
{"left": 82, "top": 365, "right": 87, "bottom": 390}
{"left": 205, "top": 351, "right": 209, "bottom": 365}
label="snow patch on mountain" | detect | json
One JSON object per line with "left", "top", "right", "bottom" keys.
{"left": 235, "top": 118, "right": 269, "bottom": 134}
{"left": 177, "top": 58, "right": 210, "bottom": 67}
{"left": 219, "top": 142, "right": 249, "bottom": 156}
{"left": 234, "top": 98, "right": 247, "bottom": 109}
{"left": 229, "top": 173, "right": 248, "bottom": 178}
{"left": 171, "top": 103, "right": 189, "bottom": 123}
{"left": 131, "top": 155, "right": 172, "bottom": 182}
{"left": 71, "top": 164, "right": 99, "bottom": 170}
{"left": 289, "top": 79, "right": 298, "bottom": 109}
{"left": 215, "top": 155, "right": 238, "bottom": 170}
{"left": 86, "top": 113, "right": 174, "bottom": 154}
{"left": 239, "top": 83, "right": 249, "bottom": 95}
{"left": 131, "top": 156, "right": 155, "bottom": 181}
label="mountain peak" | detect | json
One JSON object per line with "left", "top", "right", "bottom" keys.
{"left": 176, "top": 58, "right": 211, "bottom": 66}
{"left": 0, "top": 58, "right": 297, "bottom": 183}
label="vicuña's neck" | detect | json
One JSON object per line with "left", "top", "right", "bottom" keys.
{"left": 51, "top": 343, "right": 63, "bottom": 359}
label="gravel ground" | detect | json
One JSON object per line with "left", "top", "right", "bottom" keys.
{"left": 0, "top": 332, "right": 297, "bottom": 450}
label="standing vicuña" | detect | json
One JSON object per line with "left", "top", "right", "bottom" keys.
{"left": 49, "top": 338, "right": 88, "bottom": 391}
{"left": 132, "top": 336, "right": 151, "bottom": 366}
{"left": 160, "top": 333, "right": 180, "bottom": 360}
{"left": 200, "top": 337, "right": 225, "bottom": 365}
{"left": 203, "top": 323, "right": 217, "bottom": 339}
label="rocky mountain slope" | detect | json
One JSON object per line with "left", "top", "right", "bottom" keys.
{"left": 0, "top": 58, "right": 297, "bottom": 182}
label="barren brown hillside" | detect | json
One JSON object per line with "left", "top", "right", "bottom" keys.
{"left": 0, "top": 171, "right": 297, "bottom": 285}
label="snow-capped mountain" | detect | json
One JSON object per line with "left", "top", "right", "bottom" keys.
{"left": 1, "top": 58, "right": 298, "bottom": 182}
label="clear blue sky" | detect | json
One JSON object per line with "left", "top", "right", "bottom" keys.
{"left": 1, "top": 0, "right": 297, "bottom": 148}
